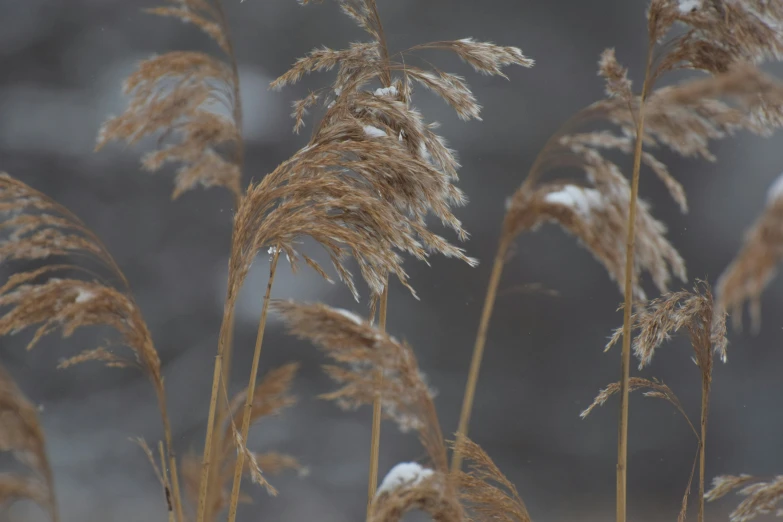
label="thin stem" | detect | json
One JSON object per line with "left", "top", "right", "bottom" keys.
{"left": 196, "top": 304, "right": 233, "bottom": 522}
{"left": 159, "top": 441, "right": 175, "bottom": 522}
{"left": 699, "top": 373, "right": 711, "bottom": 522}
{"left": 367, "top": 284, "right": 389, "bottom": 516}
{"left": 451, "top": 236, "right": 510, "bottom": 473}
{"left": 201, "top": 2, "right": 244, "bottom": 517}
{"left": 366, "top": 0, "right": 391, "bottom": 87}
{"left": 226, "top": 247, "right": 282, "bottom": 522}
{"left": 364, "top": 2, "right": 391, "bottom": 514}
{"left": 212, "top": 0, "right": 243, "bottom": 171}
{"left": 155, "top": 382, "right": 185, "bottom": 522}
{"left": 617, "top": 41, "right": 655, "bottom": 522}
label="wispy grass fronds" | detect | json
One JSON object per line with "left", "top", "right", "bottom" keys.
{"left": 649, "top": 0, "right": 783, "bottom": 79}
{"left": 605, "top": 282, "right": 726, "bottom": 522}
{"left": 96, "top": 0, "right": 243, "bottom": 202}
{"left": 0, "top": 364, "right": 58, "bottom": 522}
{"left": 0, "top": 173, "right": 183, "bottom": 522}
{"left": 272, "top": 0, "right": 532, "bottom": 273}
{"left": 706, "top": 474, "right": 783, "bottom": 522}
{"left": 716, "top": 171, "right": 783, "bottom": 332}
{"left": 605, "top": 282, "right": 727, "bottom": 368}
{"left": 265, "top": 2, "right": 530, "bottom": 497}
{"left": 581, "top": 376, "right": 700, "bottom": 522}
{"left": 581, "top": 377, "right": 693, "bottom": 430}
{"left": 273, "top": 300, "right": 449, "bottom": 470}
{"left": 451, "top": 437, "right": 531, "bottom": 522}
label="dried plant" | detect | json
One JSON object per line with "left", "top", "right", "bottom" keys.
{"left": 603, "top": 282, "right": 726, "bottom": 522}
{"left": 96, "top": 0, "right": 243, "bottom": 203}
{"left": 180, "top": 364, "right": 303, "bottom": 519}
{"left": 0, "top": 364, "right": 58, "bottom": 522}
{"left": 453, "top": 58, "right": 783, "bottom": 475}
{"left": 453, "top": 9, "right": 783, "bottom": 522}
{"left": 0, "top": 173, "right": 184, "bottom": 522}
{"left": 706, "top": 474, "right": 783, "bottom": 522}
{"left": 273, "top": 301, "right": 448, "bottom": 469}
{"left": 603, "top": 4, "right": 783, "bottom": 517}
{"left": 184, "top": 3, "right": 535, "bottom": 520}
{"left": 273, "top": 300, "right": 513, "bottom": 521}
{"left": 451, "top": 437, "right": 531, "bottom": 522}
{"left": 716, "top": 172, "right": 783, "bottom": 332}
{"left": 581, "top": 377, "right": 701, "bottom": 522}
{"left": 96, "top": 1, "right": 250, "bottom": 516}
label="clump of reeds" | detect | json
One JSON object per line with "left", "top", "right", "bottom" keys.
{"left": 453, "top": 6, "right": 783, "bottom": 522}
{"left": 176, "top": 1, "right": 534, "bottom": 519}
{"left": 0, "top": 363, "right": 58, "bottom": 521}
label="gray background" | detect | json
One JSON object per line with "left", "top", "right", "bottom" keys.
{"left": 1, "top": 0, "right": 782, "bottom": 520}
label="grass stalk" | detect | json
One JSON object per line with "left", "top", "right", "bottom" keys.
{"left": 367, "top": 284, "right": 389, "bottom": 514}
{"left": 197, "top": 297, "right": 242, "bottom": 522}
{"left": 226, "top": 246, "right": 282, "bottom": 522}
{"left": 154, "top": 382, "right": 185, "bottom": 522}
{"left": 452, "top": 237, "right": 510, "bottom": 473}
{"left": 158, "top": 441, "right": 175, "bottom": 522}
{"left": 617, "top": 42, "right": 655, "bottom": 522}
{"left": 698, "top": 373, "right": 710, "bottom": 522}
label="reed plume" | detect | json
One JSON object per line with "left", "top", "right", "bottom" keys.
{"left": 96, "top": 0, "right": 243, "bottom": 203}
{"left": 0, "top": 173, "right": 184, "bottom": 522}
{"left": 716, "top": 172, "right": 783, "bottom": 332}
{"left": 0, "top": 364, "right": 58, "bottom": 522}
{"left": 706, "top": 474, "right": 783, "bottom": 522}
{"left": 272, "top": 300, "right": 466, "bottom": 520}
{"left": 603, "top": 282, "right": 726, "bottom": 522}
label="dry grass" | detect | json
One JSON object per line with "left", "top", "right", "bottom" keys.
{"left": 0, "top": 364, "right": 58, "bottom": 521}
{"left": 4, "top": 1, "right": 783, "bottom": 522}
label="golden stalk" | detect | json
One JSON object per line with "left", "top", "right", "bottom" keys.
{"left": 452, "top": 238, "right": 510, "bottom": 472}
{"left": 367, "top": 284, "right": 389, "bottom": 515}
{"left": 226, "top": 247, "right": 282, "bottom": 522}
{"left": 617, "top": 42, "right": 654, "bottom": 522}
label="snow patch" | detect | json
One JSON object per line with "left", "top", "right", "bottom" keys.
{"left": 376, "top": 462, "right": 433, "bottom": 496}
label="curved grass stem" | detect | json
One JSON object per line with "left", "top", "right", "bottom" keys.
{"left": 226, "top": 246, "right": 282, "bottom": 522}
{"left": 451, "top": 237, "right": 510, "bottom": 473}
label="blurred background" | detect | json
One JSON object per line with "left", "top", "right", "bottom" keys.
{"left": 1, "top": 0, "right": 783, "bottom": 520}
